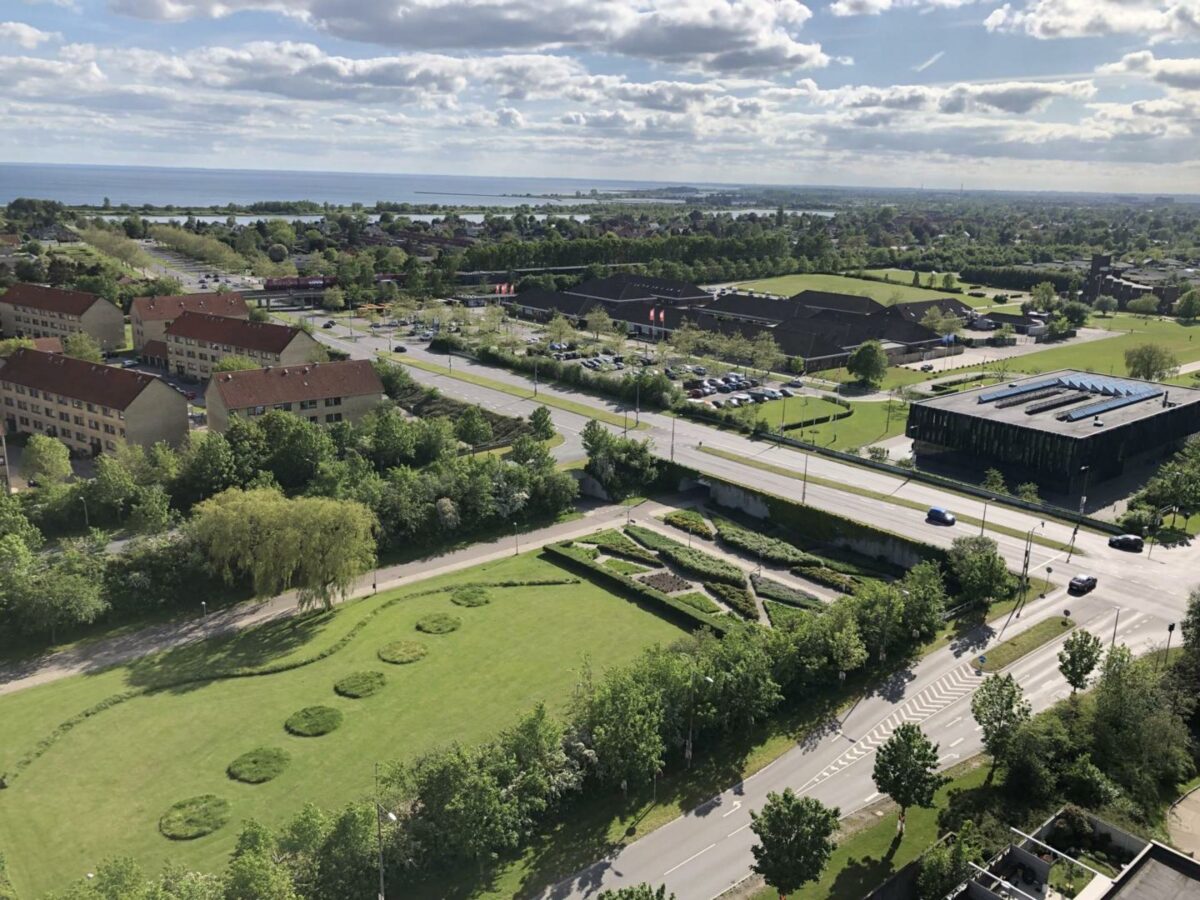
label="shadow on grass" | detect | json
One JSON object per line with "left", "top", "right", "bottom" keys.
{"left": 827, "top": 834, "right": 904, "bottom": 900}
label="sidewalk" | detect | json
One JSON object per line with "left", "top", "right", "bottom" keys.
{"left": 0, "top": 500, "right": 653, "bottom": 698}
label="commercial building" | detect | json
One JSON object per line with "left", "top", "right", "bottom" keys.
{"left": 164, "top": 312, "right": 320, "bottom": 381}
{"left": 130, "top": 292, "right": 249, "bottom": 352}
{"left": 205, "top": 359, "right": 385, "bottom": 432}
{"left": 0, "top": 283, "right": 125, "bottom": 351}
{"left": 907, "top": 370, "right": 1200, "bottom": 494}
{"left": 0, "top": 348, "right": 188, "bottom": 456}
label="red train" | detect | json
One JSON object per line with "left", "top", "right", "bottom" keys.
{"left": 263, "top": 274, "right": 406, "bottom": 291}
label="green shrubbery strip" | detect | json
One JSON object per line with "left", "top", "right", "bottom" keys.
{"left": 750, "top": 573, "right": 824, "bottom": 610}
{"left": 542, "top": 542, "right": 728, "bottom": 634}
{"left": 792, "top": 564, "right": 859, "bottom": 593}
{"left": 663, "top": 509, "right": 715, "bottom": 540}
{"left": 704, "top": 581, "right": 758, "bottom": 620}
{"left": 625, "top": 525, "right": 747, "bottom": 586}
{"left": 763, "top": 600, "right": 808, "bottom": 628}
{"left": 574, "top": 529, "right": 659, "bottom": 563}
{"left": 710, "top": 515, "right": 818, "bottom": 567}
{"left": 675, "top": 591, "right": 721, "bottom": 615}
{"left": 158, "top": 795, "right": 231, "bottom": 840}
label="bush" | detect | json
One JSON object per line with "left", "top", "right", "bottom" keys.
{"left": 750, "top": 573, "right": 824, "bottom": 609}
{"left": 625, "top": 525, "right": 747, "bottom": 586}
{"left": 711, "top": 516, "right": 817, "bottom": 567}
{"left": 663, "top": 509, "right": 714, "bottom": 540}
{"left": 416, "top": 613, "right": 461, "bottom": 634}
{"left": 334, "top": 671, "right": 386, "bottom": 699}
{"left": 158, "top": 795, "right": 231, "bottom": 840}
{"left": 676, "top": 591, "right": 721, "bottom": 615}
{"left": 704, "top": 581, "right": 758, "bottom": 620}
{"left": 284, "top": 706, "right": 343, "bottom": 737}
{"left": 379, "top": 640, "right": 428, "bottom": 664}
{"left": 764, "top": 601, "right": 808, "bottom": 628}
{"left": 792, "top": 565, "right": 858, "bottom": 593}
{"left": 602, "top": 558, "right": 650, "bottom": 576}
{"left": 639, "top": 571, "right": 693, "bottom": 593}
{"left": 450, "top": 585, "right": 491, "bottom": 607}
{"left": 574, "top": 529, "right": 658, "bottom": 563}
{"left": 227, "top": 747, "right": 290, "bottom": 784}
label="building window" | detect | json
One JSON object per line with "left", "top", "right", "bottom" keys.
{"left": 274, "top": 403, "right": 291, "bottom": 411}
{"left": 325, "top": 412, "right": 343, "bottom": 423}
{"left": 324, "top": 397, "right": 342, "bottom": 407}
{"left": 299, "top": 399, "right": 317, "bottom": 410}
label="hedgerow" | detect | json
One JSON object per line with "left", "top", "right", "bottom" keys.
{"left": 574, "top": 529, "right": 658, "bottom": 564}
{"left": 704, "top": 581, "right": 758, "bottom": 620}
{"left": 750, "top": 573, "right": 824, "bottom": 610}
{"left": 676, "top": 591, "right": 721, "bottom": 615}
{"left": 792, "top": 565, "right": 858, "bottom": 593}
{"left": 711, "top": 516, "right": 818, "bottom": 567}
{"left": 763, "top": 601, "right": 808, "bottom": 628}
{"left": 625, "top": 525, "right": 747, "bottom": 586}
{"left": 663, "top": 509, "right": 714, "bottom": 540}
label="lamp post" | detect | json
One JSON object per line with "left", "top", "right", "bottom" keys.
{"left": 512, "top": 521, "right": 519, "bottom": 556}
{"left": 201, "top": 601, "right": 207, "bottom": 617}
{"left": 1067, "top": 465, "right": 1089, "bottom": 563}
{"left": 1111, "top": 607, "right": 1121, "bottom": 648}
{"left": 801, "top": 452, "right": 810, "bottom": 505}
{"left": 1161, "top": 622, "right": 1176, "bottom": 671}
{"left": 533, "top": 358, "right": 538, "bottom": 397}
{"left": 635, "top": 380, "right": 640, "bottom": 426}
{"left": 79, "top": 495, "right": 89, "bottom": 528}
{"left": 1017, "top": 521, "right": 1045, "bottom": 617}
{"left": 374, "top": 763, "right": 397, "bottom": 900}
{"left": 980, "top": 499, "right": 989, "bottom": 536}
{"left": 670, "top": 415, "right": 676, "bottom": 462}
{"left": 685, "top": 669, "right": 715, "bottom": 768}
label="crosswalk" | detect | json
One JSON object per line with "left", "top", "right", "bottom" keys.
{"left": 801, "top": 663, "right": 983, "bottom": 791}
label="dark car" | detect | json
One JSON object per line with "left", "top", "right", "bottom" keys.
{"left": 394, "top": 346, "right": 407, "bottom": 353}
{"left": 322, "top": 320, "right": 336, "bottom": 329}
{"left": 1108, "top": 534, "right": 1144, "bottom": 552}
{"left": 1068, "top": 574, "right": 1098, "bottom": 595}
{"left": 927, "top": 507, "right": 956, "bottom": 526}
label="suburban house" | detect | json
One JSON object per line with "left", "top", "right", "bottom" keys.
{"left": 164, "top": 312, "right": 320, "bottom": 381}
{"left": 205, "top": 359, "right": 385, "bottom": 432}
{"left": 130, "top": 292, "right": 249, "bottom": 353}
{"left": 0, "top": 283, "right": 125, "bottom": 351}
{"left": 0, "top": 348, "right": 188, "bottom": 456}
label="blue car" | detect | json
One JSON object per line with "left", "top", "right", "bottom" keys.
{"left": 927, "top": 507, "right": 956, "bottom": 526}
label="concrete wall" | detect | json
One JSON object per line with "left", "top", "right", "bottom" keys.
{"left": 123, "top": 379, "right": 189, "bottom": 448}
{"left": 80, "top": 300, "right": 126, "bottom": 350}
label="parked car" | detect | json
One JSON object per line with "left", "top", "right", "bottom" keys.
{"left": 1107, "top": 534, "right": 1144, "bottom": 552}
{"left": 726, "top": 397, "right": 741, "bottom": 407}
{"left": 693, "top": 366, "right": 708, "bottom": 376}
{"left": 120, "top": 358, "right": 140, "bottom": 368}
{"left": 322, "top": 320, "right": 336, "bottom": 329}
{"left": 1068, "top": 574, "right": 1098, "bottom": 595}
{"left": 779, "top": 387, "right": 795, "bottom": 398}
{"left": 711, "top": 399, "right": 725, "bottom": 408}
{"left": 787, "top": 379, "right": 805, "bottom": 388}
{"left": 927, "top": 507, "right": 956, "bottom": 526}
{"left": 394, "top": 346, "right": 407, "bottom": 353}
{"left": 920, "top": 363, "right": 935, "bottom": 372}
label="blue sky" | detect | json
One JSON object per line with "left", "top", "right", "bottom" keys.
{"left": 1, "top": 0, "right": 1198, "bottom": 192}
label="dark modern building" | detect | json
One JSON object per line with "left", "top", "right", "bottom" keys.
{"left": 907, "top": 370, "right": 1200, "bottom": 495}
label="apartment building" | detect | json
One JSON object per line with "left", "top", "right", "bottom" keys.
{"left": 0, "top": 283, "right": 125, "bottom": 351}
{"left": 164, "top": 312, "right": 319, "bottom": 381}
{"left": 130, "top": 292, "right": 249, "bottom": 352}
{"left": 0, "top": 349, "right": 188, "bottom": 456}
{"left": 206, "top": 359, "right": 385, "bottom": 432}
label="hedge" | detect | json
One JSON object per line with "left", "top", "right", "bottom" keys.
{"left": 416, "top": 613, "right": 462, "bottom": 634}
{"left": 625, "top": 525, "right": 747, "bottom": 586}
{"left": 763, "top": 600, "right": 808, "bottom": 628}
{"left": 710, "top": 515, "right": 819, "bottom": 567}
{"left": 379, "top": 640, "right": 427, "bottom": 664}
{"left": 227, "top": 747, "right": 290, "bottom": 784}
{"left": 704, "top": 582, "right": 758, "bottom": 620}
{"left": 676, "top": 591, "right": 721, "bottom": 615}
{"left": 750, "top": 573, "right": 824, "bottom": 610}
{"left": 792, "top": 565, "right": 858, "bottom": 594}
{"left": 334, "top": 671, "right": 386, "bottom": 698}
{"left": 159, "top": 795, "right": 231, "bottom": 840}
{"left": 663, "top": 509, "right": 714, "bottom": 540}
{"left": 574, "top": 529, "right": 659, "bottom": 564}
{"left": 285, "top": 706, "right": 343, "bottom": 737}
{"left": 542, "top": 542, "right": 728, "bottom": 634}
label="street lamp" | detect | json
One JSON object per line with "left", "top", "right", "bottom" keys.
{"left": 979, "top": 498, "right": 989, "bottom": 536}
{"left": 79, "top": 494, "right": 89, "bottom": 528}
{"left": 375, "top": 763, "right": 398, "bottom": 900}
{"left": 1017, "top": 520, "right": 1045, "bottom": 616}
{"left": 1066, "top": 465, "right": 1089, "bottom": 562}
{"left": 1161, "top": 622, "right": 1177, "bottom": 671}
{"left": 685, "top": 669, "right": 715, "bottom": 768}
{"left": 512, "top": 521, "right": 519, "bottom": 556}
{"left": 201, "top": 601, "right": 207, "bottom": 617}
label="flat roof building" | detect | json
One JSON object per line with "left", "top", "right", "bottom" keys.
{"left": 164, "top": 312, "right": 319, "bottom": 382}
{"left": 130, "top": 292, "right": 249, "bottom": 352}
{"left": 0, "top": 348, "right": 188, "bottom": 456}
{"left": 205, "top": 359, "right": 384, "bottom": 433}
{"left": 907, "top": 370, "right": 1200, "bottom": 495}
{"left": 0, "top": 283, "right": 125, "bottom": 351}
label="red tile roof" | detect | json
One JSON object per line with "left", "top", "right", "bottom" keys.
{"left": 131, "top": 292, "right": 249, "bottom": 322}
{"left": 31, "top": 337, "right": 63, "bottom": 353}
{"left": 211, "top": 360, "right": 383, "bottom": 410}
{"left": 165, "top": 312, "right": 304, "bottom": 354}
{"left": 0, "top": 283, "right": 106, "bottom": 317}
{"left": 141, "top": 339, "right": 168, "bottom": 360}
{"left": 0, "top": 349, "right": 161, "bottom": 410}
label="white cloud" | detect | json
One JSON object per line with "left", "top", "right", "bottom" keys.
{"left": 1099, "top": 50, "right": 1200, "bottom": 91}
{"left": 984, "top": 0, "right": 1200, "bottom": 42}
{"left": 813, "top": 78, "right": 1095, "bottom": 114}
{"left": 495, "top": 106, "right": 524, "bottom": 127}
{"left": 0, "top": 21, "right": 60, "bottom": 48}
{"left": 830, "top": 0, "right": 979, "bottom": 16}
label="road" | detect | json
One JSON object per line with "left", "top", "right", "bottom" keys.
{"left": 304, "top": 322, "right": 1196, "bottom": 899}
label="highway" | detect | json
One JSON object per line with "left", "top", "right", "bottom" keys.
{"left": 304, "top": 322, "right": 1194, "bottom": 900}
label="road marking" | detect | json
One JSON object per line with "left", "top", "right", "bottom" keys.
{"left": 949, "top": 737, "right": 964, "bottom": 748}
{"left": 938, "top": 753, "right": 960, "bottom": 764}
{"left": 865, "top": 792, "right": 881, "bottom": 803}
{"left": 947, "top": 716, "right": 963, "bottom": 727}
{"left": 727, "top": 823, "right": 752, "bottom": 837}
{"left": 664, "top": 843, "right": 717, "bottom": 876}
{"left": 722, "top": 801, "right": 742, "bottom": 818}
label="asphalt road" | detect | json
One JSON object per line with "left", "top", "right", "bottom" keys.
{"left": 305, "top": 323, "right": 1195, "bottom": 900}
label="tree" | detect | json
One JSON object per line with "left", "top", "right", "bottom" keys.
{"left": 89, "top": 454, "right": 138, "bottom": 522}
{"left": 1032, "top": 281, "right": 1058, "bottom": 310}
{"left": 456, "top": 406, "right": 494, "bottom": 449}
{"left": 900, "top": 560, "right": 948, "bottom": 640}
{"left": 128, "top": 484, "right": 173, "bottom": 534}
{"left": 668, "top": 319, "right": 704, "bottom": 361}
{"left": 917, "top": 821, "right": 981, "bottom": 900}
{"left": 22, "top": 433, "right": 72, "bottom": 486}
{"left": 1058, "top": 629, "right": 1103, "bottom": 694}
{"left": 0, "top": 490, "right": 42, "bottom": 548}
{"left": 1094, "top": 295, "right": 1118, "bottom": 317}
{"left": 941, "top": 273, "right": 956, "bottom": 291}
{"left": 545, "top": 313, "right": 575, "bottom": 345}
{"left": 846, "top": 340, "right": 888, "bottom": 387}
{"left": 873, "top": 723, "right": 944, "bottom": 833}
{"left": 529, "top": 406, "right": 555, "bottom": 441}
{"left": 1016, "top": 482, "right": 1040, "bottom": 503}
{"left": 258, "top": 410, "right": 335, "bottom": 490}
{"left": 1125, "top": 343, "right": 1179, "bottom": 381}
{"left": 584, "top": 666, "right": 665, "bottom": 793}
{"left": 750, "top": 789, "right": 839, "bottom": 897}
{"left": 585, "top": 307, "right": 615, "bottom": 342}
{"left": 750, "top": 331, "right": 783, "bottom": 376}
{"left": 1127, "top": 296, "right": 1159, "bottom": 318}
{"left": 1062, "top": 301, "right": 1091, "bottom": 328}
{"left": 61, "top": 331, "right": 103, "bottom": 363}
{"left": 599, "top": 886, "right": 674, "bottom": 900}
{"left": 5, "top": 534, "right": 108, "bottom": 641}
{"left": 266, "top": 243, "right": 289, "bottom": 264}
{"left": 1175, "top": 289, "right": 1200, "bottom": 324}
{"left": 213, "top": 355, "right": 258, "bottom": 373}
{"left": 582, "top": 420, "right": 660, "bottom": 501}
{"left": 971, "top": 673, "right": 1031, "bottom": 772}
{"left": 321, "top": 287, "right": 346, "bottom": 311}
{"left": 981, "top": 468, "right": 1008, "bottom": 494}
{"left": 947, "top": 536, "right": 1012, "bottom": 608}
{"left": 173, "top": 432, "right": 237, "bottom": 507}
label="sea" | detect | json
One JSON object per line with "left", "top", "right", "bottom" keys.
{"left": 0, "top": 163, "right": 740, "bottom": 209}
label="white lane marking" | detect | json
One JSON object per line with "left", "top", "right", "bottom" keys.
{"left": 865, "top": 792, "right": 881, "bottom": 803}
{"left": 722, "top": 801, "right": 743, "bottom": 818}
{"left": 938, "top": 753, "right": 960, "bottom": 764}
{"left": 727, "top": 823, "right": 752, "bottom": 837}
{"left": 947, "top": 716, "right": 963, "bottom": 728}
{"left": 664, "top": 843, "right": 717, "bottom": 876}
{"left": 949, "top": 737, "right": 964, "bottom": 748}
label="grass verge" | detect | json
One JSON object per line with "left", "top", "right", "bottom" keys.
{"left": 978, "top": 617, "right": 1074, "bottom": 672}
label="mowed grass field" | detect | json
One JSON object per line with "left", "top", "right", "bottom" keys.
{"left": 999, "top": 313, "right": 1200, "bottom": 377}
{"left": 736, "top": 272, "right": 954, "bottom": 305}
{"left": 0, "top": 553, "right": 686, "bottom": 898}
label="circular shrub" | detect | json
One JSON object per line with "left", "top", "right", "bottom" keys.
{"left": 334, "top": 671, "right": 386, "bottom": 699}
{"left": 416, "top": 613, "right": 461, "bottom": 635}
{"left": 285, "top": 706, "right": 343, "bottom": 737}
{"left": 227, "top": 747, "right": 290, "bottom": 784}
{"left": 159, "top": 795, "right": 231, "bottom": 840}
{"left": 378, "top": 640, "right": 428, "bottom": 664}
{"left": 451, "top": 585, "right": 491, "bottom": 608}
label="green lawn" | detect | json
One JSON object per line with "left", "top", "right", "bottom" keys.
{"left": 815, "top": 365, "right": 930, "bottom": 391}
{"left": 784, "top": 399, "right": 909, "bottom": 451}
{"left": 737, "top": 273, "right": 955, "bottom": 305}
{"left": 0, "top": 553, "right": 687, "bottom": 898}
{"left": 978, "top": 617, "right": 1074, "bottom": 672}
{"left": 740, "top": 395, "right": 846, "bottom": 430}
{"left": 750, "top": 760, "right": 990, "bottom": 900}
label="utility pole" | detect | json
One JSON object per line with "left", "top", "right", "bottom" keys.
{"left": 980, "top": 499, "right": 989, "bottom": 536}
{"left": 802, "top": 452, "right": 809, "bottom": 504}
{"left": 1067, "top": 465, "right": 1089, "bottom": 563}
{"left": 1111, "top": 607, "right": 1121, "bottom": 648}
{"left": 670, "top": 415, "right": 676, "bottom": 462}
{"left": 1161, "top": 622, "right": 1176, "bottom": 671}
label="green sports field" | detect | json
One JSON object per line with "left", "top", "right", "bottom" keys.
{"left": 0, "top": 553, "right": 686, "bottom": 897}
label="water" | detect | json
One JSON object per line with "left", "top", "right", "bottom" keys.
{"left": 0, "top": 163, "right": 735, "bottom": 208}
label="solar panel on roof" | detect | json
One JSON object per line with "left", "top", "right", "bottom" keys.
{"left": 1060, "top": 390, "right": 1163, "bottom": 422}
{"left": 978, "top": 378, "right": 1060, "bottom": 404}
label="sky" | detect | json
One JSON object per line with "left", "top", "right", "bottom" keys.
{"left": 0, "top": 0, "right": 1199, "bottom": 193}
